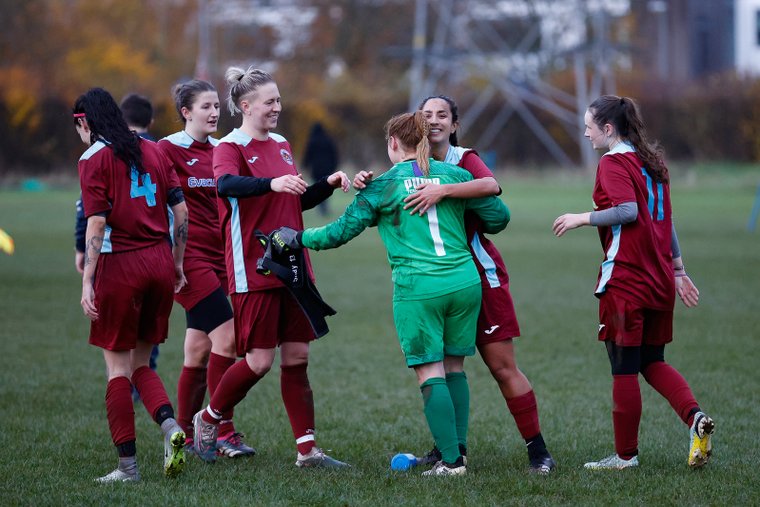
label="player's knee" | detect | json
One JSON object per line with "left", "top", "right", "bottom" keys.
{"left": 107, "top": 369, "right": 132, "bottom": 381}
{"left": 280, "top": 344, "right": 309, "bottom": 367}
{"left": 185, "top": 351, "right": 210, "bottom": 368}
{"left": 443, "top": 355, "right": 464, "bottom": 373}
{"left": 484, "top": 354, "right": 519, "bottom": 381}
{"left": 213, "top": 336, "right": 236, "bottom": 358}
{"left": 494, "top": 365, "right": 518, "bottom": 385}
{"left": 251, "top": 362, "right": 272, "bottom": 377}
{"left": 245, "top": 353, "right": 274, "bottom": 376}
{"left": 186, "top": 341, "right": 211, "bottom": 366}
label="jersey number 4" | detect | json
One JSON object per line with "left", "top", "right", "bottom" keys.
{"left": 130, "top": 167, "right": 157, "bottom": 207}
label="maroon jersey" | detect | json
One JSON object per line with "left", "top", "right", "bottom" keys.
{"left": 158, "top": 131, "right": 224, "bottom": 267}
{"left": 444, "top": 146, "right": 509, "bottom": 289}
{"left": 213, "top": 129, "right": 312, "bottom": 294}
{"left": 79, "top": 138, "right": 180, "bottom": 253}
{"left": 592, "top": 143, "right": 674, "bottom": 310}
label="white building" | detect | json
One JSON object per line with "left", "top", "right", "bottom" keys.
{"left": 735, "top": 0, "right": 760, "bottom": 75}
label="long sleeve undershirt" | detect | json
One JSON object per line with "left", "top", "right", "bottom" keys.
{"left": 216, "top": 174, "right": 273, "bottom": 197}
{"left": 590, "top": 201, "right": 682, "bottom": 258}
{"left": 216, "top": 174, "right": 335, "bottom": 210}
{"left": 589, "top": 201, "right": 638, "bottom": 227}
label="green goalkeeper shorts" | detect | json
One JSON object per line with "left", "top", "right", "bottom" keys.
{"left": 393, "top": 283, "right": 481, "bottom": 367}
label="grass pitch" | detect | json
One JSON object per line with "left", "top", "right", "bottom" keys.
{"left": 0, "top": 169, "right": 758, "bottom": 506}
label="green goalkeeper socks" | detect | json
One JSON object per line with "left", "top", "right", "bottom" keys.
{"left": 446, "top": 371, "right": 469, "bottom": 449}
{"left": 420, "top": 377, "right": 460, "bottom": 464}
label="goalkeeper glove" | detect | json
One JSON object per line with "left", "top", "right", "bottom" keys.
{"left": 271, "top": 226, "right": 303, "bottom": 253}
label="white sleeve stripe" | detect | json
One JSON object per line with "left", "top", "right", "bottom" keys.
{"left": 228, "top": 197, "right": 249, "bottom": 292}
{"left": 595, "top": 224, "right": 621, "bottom": 294}
{"left": 470, "top": 234, "right": 500, "bottom": 288}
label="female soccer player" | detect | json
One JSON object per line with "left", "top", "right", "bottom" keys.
{"left": 552, "top": 95, "right": 714, "bottom": 470}
{"left": 157, "top": 79, "right": 254, "bottom": 458}
{"left": 272, "top": 111, "right": 510, "bottom": 476}
{"left": 192, "top": 66, "right": 351, "bottom": 468}
{"left": 378, "top": 95, "right": 556, "bottom": 474}
{"left": 74, "top": 87, "right": 188, "bottom": 482}
{"left": 76, "top": 95, "right": 160, "bottom": 404}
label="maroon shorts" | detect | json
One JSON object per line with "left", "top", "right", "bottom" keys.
{"left": 476, "top": 283, "right": 521, "bottom": 345}
{"left": 89, "top": 242, "right": 175, "bottom": 351}
{"left": 598, "top": 288, "right": 673, "bottom": 346}
{"left": 174, "top": 257, "right": 227, "bottom": 310}
{"left": 231, "top": 288, "right": 316, "bottom": 355}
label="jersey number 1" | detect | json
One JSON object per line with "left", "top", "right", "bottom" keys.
{"left": 130, "top": 167, "right": 157, "bottom": 207}
{"left": 425, "top": 205, "right": 446, "bottom": 256}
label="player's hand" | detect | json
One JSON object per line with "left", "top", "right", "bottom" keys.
{"left": 174, "top": 265, "right": 187, "bottom": 294}
{"left": 403, "top": 182, "right": 445, "bottom": 216}
{"left": 75, "top": 250, "right": 84, "bottom": 274}
{"left": 352, "top": 170, "right": 374, "bottom": 190}
{"left": 81, "top": 280, "right": 98, "bottom": 320}
{"left": 271, "top": 226, "right": 302, "bottom": 253}
{"left": 552, "top": 213, "right": 588, "bottom": 236}
{"left": 271, "top": 174, "right": 307, "bottom": 195}
{"left": 327, "top": 171, "right": 351, "bottom": 192}
{"left": 676, "top": 274, "right": 699, "bottom": 308}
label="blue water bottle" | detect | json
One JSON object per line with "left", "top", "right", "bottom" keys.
{"left": 390, "top": 453, "right": 419, "bottom": 471}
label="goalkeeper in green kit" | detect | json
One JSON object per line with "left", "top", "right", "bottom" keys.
{"left": 270, "top": 111, "right": 509, "bottom": 476}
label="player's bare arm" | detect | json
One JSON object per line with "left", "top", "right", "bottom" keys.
{"left": 555, "top": 202, "right": 637, "bottom": 237}
{"left": 404, "top": 176, "right": 499, "bottom": 216}
{"left": 352, "top": 170, "right": 374, "bottom": 190}
{"left": 83, "top": 235, "right": 103, "bottom": 270}
{"left": 552, "top": 212, "right": 591, "bottom": 236}
{"left": 673, "top": 256, "right": 699, "bottom": 308}
{"left": 170, "top": 201, "right": 189, "bottom": 293}
{"left": 326, "top": 171, "right": 351, "bottom": 192}
{"left": 271, "top": 173, "right": 307, "bottom": 194}
{"left": 75, "top": 250, "right": 84, "bottom": 274}
{"left": 82, "top": 215, "right": 106, "bottom": 320}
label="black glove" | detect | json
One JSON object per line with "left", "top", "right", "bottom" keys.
{"left": 254, "top": 227, "right": 335, "bottom": 338}
{"left": 271, "top": 226, "right": 302, "bottom": 254}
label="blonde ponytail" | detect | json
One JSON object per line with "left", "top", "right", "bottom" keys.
{"left": 384, "top": 111, "right": 432, "bottom": 175}
{"left": 414, "top": 111, "right": 431, "bottom": 175}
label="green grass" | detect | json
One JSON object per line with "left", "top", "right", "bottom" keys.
{"left": 1, "top": 173, "right": 758, "bottom": 506}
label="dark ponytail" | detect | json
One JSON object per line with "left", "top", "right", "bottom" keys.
{"left": 588, "top": 95, "right": 668, "bottom": 182}
{"left": 73, "top": 87, "right": 144, "bottom": 174}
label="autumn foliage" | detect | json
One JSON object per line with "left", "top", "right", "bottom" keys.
{"left": 1, "top": 0, "right": 760, "bottom": 174}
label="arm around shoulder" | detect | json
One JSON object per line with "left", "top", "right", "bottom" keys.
{"left": 465, "top": 195, "right": 510, "bottom": 234}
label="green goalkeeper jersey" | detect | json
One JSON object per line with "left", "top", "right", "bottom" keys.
{"left": 301, "top": 159, "right": 510, "bottom": 301}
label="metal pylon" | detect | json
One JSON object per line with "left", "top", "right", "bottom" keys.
{"left": 409, "top": 0, "right": 626, "bottom": 167}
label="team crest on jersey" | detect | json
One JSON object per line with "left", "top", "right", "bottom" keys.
{"left": 280, "top": 149, "right": 294, "bottom": 165}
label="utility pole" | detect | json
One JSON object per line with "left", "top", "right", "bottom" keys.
{"left": 195, "top": 0, "right": 210, "bottom": 80}
{"left": 409, "top": 0, "right": 626, "bottom": 167}
{"left": 408, "top": 0, "right": 428, "bottom": 111}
